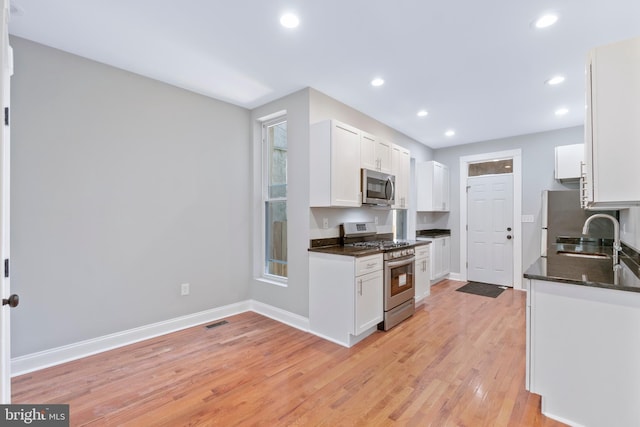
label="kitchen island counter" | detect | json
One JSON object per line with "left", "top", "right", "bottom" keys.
{"left": 524, "top": 243, "right": 640, "bottom": 293}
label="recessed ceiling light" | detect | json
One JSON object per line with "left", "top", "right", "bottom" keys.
{"left": 371, "top": 78, "right": 385, "bottom": 87}
{"left": 546, "top": 75, "right": 565, "bottom": 85}
{"left": 445, "top": 130, "right": 455, "bottom": 137}
{"left": 534, "top": 13, "right": 558, "bottom": 29}
{"left": 280, "top": 13, "right": 300, "bottom": 28}
{"left": 555, "top": 108, "right": 569, "bottom": 116}
{"left": 417, "top": 110, "right": 428, "bottom": 117}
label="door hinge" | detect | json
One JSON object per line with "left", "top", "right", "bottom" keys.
{"left": 4, "top": 259, "right": 8, "bottom": 278}
{"left": 466, "top": 224, "right": 468, "bottom": 231}
{"left": 4, "top": 107, "right": 8, "bottom": 126}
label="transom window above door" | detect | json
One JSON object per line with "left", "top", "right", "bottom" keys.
{"left": 468, "top": 159, "right": 513, "bottom": 176}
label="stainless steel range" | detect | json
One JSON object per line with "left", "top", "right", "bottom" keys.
{"left": 341, "top": 222, "right": 416, "bottom": 331}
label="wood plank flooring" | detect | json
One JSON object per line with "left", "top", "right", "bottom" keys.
{"left": 12, "top": 280, "right": 566, "bottom": 426}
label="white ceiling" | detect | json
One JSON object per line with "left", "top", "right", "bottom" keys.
{"left": 7, "top": 0, "right": 640, "bottom": 148}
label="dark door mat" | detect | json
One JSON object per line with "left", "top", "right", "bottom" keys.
{"left": 456, "top": 282, "right": 508, "bottom": 298}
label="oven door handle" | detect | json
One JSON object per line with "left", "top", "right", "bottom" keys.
{"left": 386, "top": 257, "right": 414, "bottom": 269}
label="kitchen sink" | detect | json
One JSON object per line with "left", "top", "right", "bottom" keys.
{"left": 556, "top": 250, "right": 611, "bottom": 259}
{"left": 555, "top": 241, "right": 612, "bottom": 260}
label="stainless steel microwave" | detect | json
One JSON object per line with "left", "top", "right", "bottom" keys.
{"left": 361, "top": 168, "right": 395, "bottom": 206}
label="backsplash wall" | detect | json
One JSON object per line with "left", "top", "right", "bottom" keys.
{"left": 310, "top": 207, "right": 393, "bottom": 239}
{"left": 620, "top": 207, "right": 640, "bottom": 252}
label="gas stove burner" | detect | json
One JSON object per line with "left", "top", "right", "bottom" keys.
{"left": 347, "top": 240, "right": 412, "bottom": 250}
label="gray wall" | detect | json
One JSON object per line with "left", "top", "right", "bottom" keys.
{"left": 10, "top": 37, "right": 252, "bottom": 356}
{"left": 433, "top": 126, "right": 584, "bottom": 277}
{"left": 250, "top": 89, "right": 311, "bottom": 317}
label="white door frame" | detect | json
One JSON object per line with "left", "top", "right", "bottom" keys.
{"left": 0, "top": 0, "right": 11, "bottom": 402}
{"left": 459, "top": 149, "right": 523, "bottom": 290}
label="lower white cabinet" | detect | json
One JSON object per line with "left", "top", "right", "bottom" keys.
{"left": 309, "top": 252, "right": 383, "bottom": 347}
{"left": 527, "top": 279, "right": 640, "bottom": 426}
{"left": 418, "top": 236, "right": 450, "bottom": 283}
{"left": 414, "top": 244, "right": 431, "bottom": 302}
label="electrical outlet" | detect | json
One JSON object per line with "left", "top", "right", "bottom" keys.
{"left": 322, "top": 218, "right": 329, "bottom": 229}
{"left": 521, "top": 215, "right": 535, "bottom": 223}
{"left": 180, "top": 283, "right": 190, "bottom": 296}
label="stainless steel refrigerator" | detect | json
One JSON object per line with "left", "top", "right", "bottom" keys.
{"left": 541, "top": 190, "right": 614, "bottom": 256}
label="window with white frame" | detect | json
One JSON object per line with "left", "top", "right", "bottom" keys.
{"left": 263, "top": 117, "right": 287, "bottom": 279}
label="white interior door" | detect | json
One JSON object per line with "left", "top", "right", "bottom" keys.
{"left": 0, "top": 0, "right": 12, "bottom": 403}
{"left": 467, "top": 174, "right": 514, "bottom": 286}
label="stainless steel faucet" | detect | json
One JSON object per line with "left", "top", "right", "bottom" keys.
{"left": 582, "top": 213, "right": 621, "bottom": 266}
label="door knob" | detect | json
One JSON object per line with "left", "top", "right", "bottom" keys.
{"left": 507, "top": 235, "right": 512, "bottom": 240}
{"left": 2, "top": 294, "right": 19, "bottom": 308}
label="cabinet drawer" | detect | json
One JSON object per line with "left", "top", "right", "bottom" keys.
{"left": 355, "top": 254, "right": 383, "bottom": 275}
{"left": 415, "top": 245, "right": 430, "bottom": 259}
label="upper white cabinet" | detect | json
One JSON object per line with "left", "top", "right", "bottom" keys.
{"left": 310, "top": 120, "right": 362, "bottom": 207}
{"left": 416, "top": 161, "right": 450, "bottom": 211}
{"left": 582, "top": 36, "right": 640, "bottom": 209}
{"left": 555, "top": 144, "right": 584, "bottom": 182}
{"left": 391, "top": 144, "right": 410, "bottom": 209}
{"left": 361, "top": 132, "right": 392, "bottom": 174}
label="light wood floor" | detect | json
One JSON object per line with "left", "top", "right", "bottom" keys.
{"left": 12, "top": 280, "right": 565, "bottom": 426}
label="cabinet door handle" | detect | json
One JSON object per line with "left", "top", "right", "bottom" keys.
{"left": 359, "top": 278, "right": 363, "bottom": 296}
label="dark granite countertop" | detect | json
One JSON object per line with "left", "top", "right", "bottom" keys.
{"left": 308, "top": 240, "right": 429, "bottom": 258}
{"left": 416, "top": 229, "right": 451, "bottom": 238}
{"left": 524, "top": 243, "right": 640, "bottom": 293}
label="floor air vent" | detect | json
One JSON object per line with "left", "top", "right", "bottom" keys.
{"left": 205, "top": 320, "right": 228, "bottom": 329}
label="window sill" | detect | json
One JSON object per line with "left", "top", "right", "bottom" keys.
{"left": 256, "top": 276, "right": 288, "bottom": 288}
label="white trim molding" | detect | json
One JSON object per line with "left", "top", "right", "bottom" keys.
{"left": 249, "top": 300, "right": 310, "bottom": 331}
{"left": 12, "top": 300, "right": 310, "bottom": 377}
{"left": 459, "top": 149, "right": 523, "bottom": 290}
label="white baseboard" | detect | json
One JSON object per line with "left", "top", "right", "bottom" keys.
{"left": 248, "top": 300, "right": 309, "bottom": 332}
{"left": 12, "top": 300, "right": 310, "bottom": 377}
{"left": 448, "top": 272, "right": 462, "bottom": 281}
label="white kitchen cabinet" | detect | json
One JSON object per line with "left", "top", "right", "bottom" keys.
{"left": 527, "top": 279, "right": 640, "bottom": 426}
{"left": 554, "top": 144, "right": 583, "bottom": 181}
{"left": 436, "top": 236, "right": 450, "bottom": 280}
{"left": 418, "top": 236, "right": 450, "bottom": 283}
{"left": 582, "top": 36, "right": 640, "bottom": 209}
{"left": 354, "top": 267, "right": 384, "bottom": 336}
{"left": 310, "top": 120, "right": 362, "bottom": 207}
{"left": 391, "top": 144, "right": 410, "bottom": 209}
{"left": 361, "top": 132, "right": 392, "bottom": 174}
{"left": 414, "top": 244, "right": 431, "bottom": 303}
{"left": 416, "top": 161, "right": 450, "bottom": 212}
{"left": 309, "top": 252, "right": 383, "bottom": 347}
